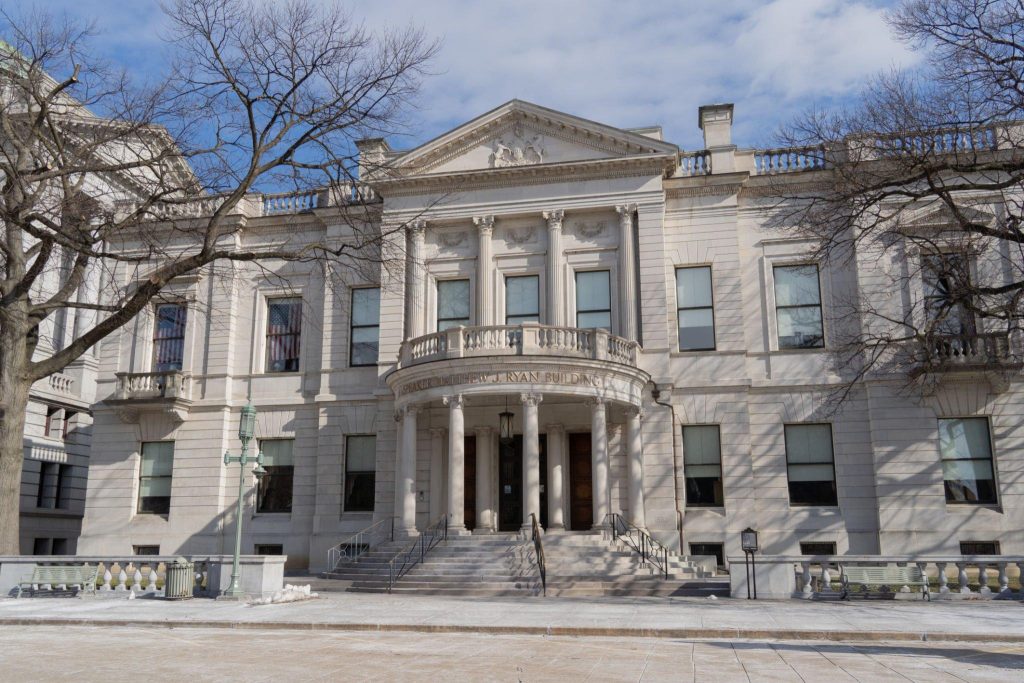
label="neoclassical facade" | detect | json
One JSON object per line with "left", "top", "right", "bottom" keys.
{"left": 78, "top": 100, "right": 1024, "bottom": 571}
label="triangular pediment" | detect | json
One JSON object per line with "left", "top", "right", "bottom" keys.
{"left": 904, "top": 203, "right": 996, "bottom": 228}
{"left": 392, "top": 100, "right": 677, "bottom": 176}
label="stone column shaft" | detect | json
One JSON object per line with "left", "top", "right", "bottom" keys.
{"left": 407, "top": 221, "right": 427, "bottom": 339}
{"left": 522, "top": 393, "right": 543, "bottom": 530}
{"left": 475, "top": 427, "right": 494, "bottom": 532}
{"left": 398, "top": 406, "right": 419, "bottom": 536}
{"left": 616, "top": 204, "right": 638, "bottom": 341}
{"left": 445, "top": 395, "right": 468, "bottom": 534}
{"left": 429, "top": 428, "right": 447, "bottom": 523}
{"left": 474, "top": 216, "right": 495, "bottom": 326}
{"left": 543, "top": 210, "right": 565, "bottom": 327}
{"left": 590, "top": 399, "right": 610, "bottom": 529}
{"left": 625, "top": 407, "right": 646, "bottom": 530}
{"left": 546, "top": 424, "right": 565, "bottom": 530}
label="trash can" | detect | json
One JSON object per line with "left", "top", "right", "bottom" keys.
{"left": 163, "top": 557, "right": 195, "bottom": 600}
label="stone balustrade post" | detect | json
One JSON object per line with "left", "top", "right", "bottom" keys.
{"left": 999, "top": 562, "right": 1010, "bottom": 594}
{"left": 520, "top": 322, "right": 541, "bottom": 354}
{"left": 957, "top": 562, "right": 971, "bottom": 593}
{"left": 937, "top": 562, "right": 949, "bottom": 593}
{"left": 594, "top": 329, "right": 609, "bottom": 361}
{"left": 801, "top": 562, "right": 813, "bottom": 596}
{"left": 447, "top": 327, "right": 464, "bottom": 358}
{"left": 979, "top": 563, "right": 992, "bottom": 595}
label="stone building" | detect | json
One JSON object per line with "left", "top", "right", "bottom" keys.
{"left": 77, "top": 100, "right": 1023, "bottom": 572}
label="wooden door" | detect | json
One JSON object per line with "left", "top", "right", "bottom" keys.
{"left": 498, "top": 436, "right": 522, "bottom": 531}
{"left": 568, "top": 433, "right": 593, "bottom": 530}
{"left": 464, "top": 435, "right": 476, "bottom": 531}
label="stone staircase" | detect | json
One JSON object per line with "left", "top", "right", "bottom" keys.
{"left": 320, "top": 530, "right": 729, "bottom": 598}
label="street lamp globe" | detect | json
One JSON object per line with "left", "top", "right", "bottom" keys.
{"left": 238, "top": 401, "right": 257, "bottom": 442}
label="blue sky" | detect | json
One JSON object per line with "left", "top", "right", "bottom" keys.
{"left": 31, "top": 0, "right": 919, "bottom": 151}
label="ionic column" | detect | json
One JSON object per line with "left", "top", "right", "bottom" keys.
{"left": 543, "top": 210, "right": 565, "bottom": 327}
{"left": 406, "top": 220, "right": 427, "bottom": 339}
{"left": 545, "top": 423, "right": 565, "bottom": 530}
{"left": 589, "top": 398, "right": 610, "bottom": 529}
{"left": 474, "top": 426, "right": 495, "bottom": 532}
{"left": 625, "top": 406, "right": 646, "bottom": 530}
{"left": 615, "top": 204, "right": 638, "bottom": 341}
{"left": 474, "top": 216, "right": 495, "bottom": 326}
{"left": 521, "top": 393, "right": 543, "bottom": 531}
{"left": 444, "top": 394, "right": 469, "bottom": 535}
{"left": 428, "top": 427, "right": 447, "bottom": 523}
{"left": 397, "top": 405, "right": 420, "bottom": 537}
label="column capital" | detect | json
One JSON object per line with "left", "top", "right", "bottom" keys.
{"left": 544, "top": 423, "right": 565, "bottom": 434}
{"left": 624, "top": 405, "right": 643, "bottom": 419}
{"left": 542, "top": 209, "right": 565, "bottom": 229}
{"left": 473, "top": 425, "right": 495, "bottom": 437}
{"left": 443, "top": 394, "right": 465, "bottom": 409}
{"left": 586, "top": 397, "right": 606, "bottom": 408}
{"left": 520, "top": 392, "right": 543, "bottom": 407}
{"left": 396, "top": 404, "right": 421, "bottom": 421}
{"left": 615, "top": 204, "right": 637, "bottom": 222}
{"left": 407, "top": 219, "right": 427, "bottom": 237}
{"left": 473, "top": 215, "right": 495, "bottom": 233}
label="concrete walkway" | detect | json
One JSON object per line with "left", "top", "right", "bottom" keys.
{"left": 1, "top": 592, "right": 1023, "bottom": 643}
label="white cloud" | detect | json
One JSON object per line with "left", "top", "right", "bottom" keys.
{"left": 40, "top": 0, "right": 920, "bottom": 149}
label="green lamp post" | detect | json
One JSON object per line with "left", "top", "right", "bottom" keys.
{"left": 222, "top": 398, "right": 265, "bottom": 599}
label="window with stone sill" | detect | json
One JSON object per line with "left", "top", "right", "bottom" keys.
{"left": 774, "top": 264, "right": 824, "bottom": 349}
{"left": 689, "top": 542, "right": 724, "bottom": 568}
{"left": 676, "top": 266, "right": 715, "bottom": 351}
{"left": 784, "top": 424, "right": 838, "bottom": 506}
{"left": 255, "top": 544, "right": 284, "bottom": 555}
{"left": 153, "top": 302, "right": 187, "bottom": 372}
{"left": 344, "top": 435, "right": 376, "bottom": 513}
{"left": 939, "top": 417, "right": 997, "bottom": 505}
{"left": 133, "top": 545, "right": 160, "bottom": 556}
{"left": 36, "top": 462, "right": 71, "bottom": 510}
{"left": 505, "top": 275, "right": 540, "bottom": 325}
{"left": 959, "top": 541, "right": 1000, "bottom": 555}
{"left": 683, "top": 425, "right": 723, "bottom": 507}
{"left": 800, "top": 541, "right": 837, "bottom": 556}
{"left": 575, "top": 270, "right": 611, "bottom": 330}
{"left": 922, "top": 252, "right": 976, "bottom": 337}
{"left": 436, "top": 279, "right": 471, "bottom": 331}
{"left": 257, "top": 439, "right": 294, "bottom": 514}
{"left": 266, "top": 297, "right": 302, "bottom": 373}
{"left": 350, "top": 287, "right": 381, "bottom": 366}
{"left": 138, "top": 441, "right": 174, "bottom": 516}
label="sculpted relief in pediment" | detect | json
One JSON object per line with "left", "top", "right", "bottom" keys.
{"left": 489, "top": 123, "right": 544, "bottom": 168}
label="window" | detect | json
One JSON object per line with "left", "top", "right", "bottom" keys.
{"left": 505, "top": 275, "right": 540, "bottom": 324}
{"left": 683, "top": 425, "right": 723, "bottom": 507}
{"left": 44, "top": 405, "right": 61, "bottom": 438}
{"left": 575, "top": 270, "right": 612, "bottom": 330}
{"left": 784, "top": 424, "right": 837, "bottom": 506}
{"left": 922, "top": 253, "right": 975, "bottom": 336}
{"left": 255, "top": 544, "right": 284, "bottom": 555}
{"left": 138, "top": 442, "right": 174, "bottom": 515}
{"left": 51, "top": 538, "right": 68, "bottom": 555}
{"left": 800, "top": 541, "right": 837, "bottom": 556}
{"left": 257, "top": 439, "right": 294, "bottom": 513}
{"left": 153, "top": 303, "right": 187, "bottom": 372}
{"left": 61, "top": 411, "right": 76, "bottom": 441}
{"left": 960, "top": 541, "right": 1000, "bottom": 555}
{"left": 350, "top": 288, "right": 381, "bottom": 366}
{"left": 266, "top": 297, "right": 302, "bottom": 372}
{"left": 938, "top": 417, "right": 997, "bottom": 504}
{"left": 689, "top": 542, "right": 724, "bottom": 568}
{"left": 344, "top": 435, "right": 376, "bottom": 512}
{"left": 676, "top": 266, "right": 715, "bottom": 351}
{"left": 32, "top": 538, "right": 51, "bottom": 555}
{"left": 774, "top": 265, "right": 824, "bottom": 349}
{"left": 133, "top": 545, "right": 160, "bottom": 556}
{"left": 437, "top": 279, "right": 471, "bottom": 331}
{"left": 36, "top": 462, "right": 70, "bottom": 510}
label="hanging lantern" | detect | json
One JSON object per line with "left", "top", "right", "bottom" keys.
{"left": 499, "top": 397, "right": 514, "bottom": 444}
{"left": 238, "top": 401, "right": 257, "bottom": 442}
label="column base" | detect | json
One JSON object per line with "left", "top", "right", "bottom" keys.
{"left": 395, "top": 527, "right": 420, "bottom": 540}
{"left": 448, "top": 525, "right": 471, "bottom": 536}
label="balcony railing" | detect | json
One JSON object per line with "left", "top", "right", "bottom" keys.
{"left": 920, "top": 332, "right": 1020, "bottom": 370}
{"left": 398, "top": 323, "right": 639, "bottom": 369}
{"left": 113, "top": 371, "right": 192, "bottom": 401}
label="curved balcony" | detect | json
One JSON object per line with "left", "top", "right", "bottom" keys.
{"left": 398, "top": 323, "right": 639, "bottom": 369}
{"left": 106, "top": 371, "right": 193, "bottom": 423}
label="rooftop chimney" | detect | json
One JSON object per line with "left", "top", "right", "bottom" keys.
{"left": 355, "top": 138, "right": 392, "bottom": 180}
{"left": 698, "top": 104, "right": 734, "bottom": 149}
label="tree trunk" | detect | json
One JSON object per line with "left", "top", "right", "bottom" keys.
{"left": 0, "top": 309, "right": 31, "bottom": 555}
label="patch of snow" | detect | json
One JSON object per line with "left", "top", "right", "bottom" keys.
{"left": 249, "top": 584, "right": 319, "bottom": 606}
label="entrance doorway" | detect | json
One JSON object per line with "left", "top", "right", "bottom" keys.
{"left": 568, "top": 433, "right": 593, "bottom": 530}
{"left": 464, "top": 435, "right": 476, "bottom": 531}
{"left": 497, "top": 435, "right": 547, "bottom": 531}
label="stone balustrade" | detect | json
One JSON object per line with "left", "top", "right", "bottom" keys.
{"left": 922, "top": 331, "right": 1018, "bottom": 369}
{"left": 261, "top": 189, "right": 323, "bottom": 214}
{"left": 47, "top": 372, "right": 75, "bottom": 395}
{"left": 398, "top": 323, "right": 639, "bottom": 368}
{"left": 754, "top": 145, "right": 827, "bottom": 174}
{"left": 114, "top": 371, "right": 192, "bottom": 401}
{"left": 678, "top": 151, "right": 711, "bottom": 176}
{"left": 728, "top": 555, "right": 1024, "bottom": 599}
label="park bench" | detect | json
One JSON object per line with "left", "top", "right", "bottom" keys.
{"left": 840, "top": 565, "right": 930, "bottom": 600}
{"left": 16, "top": 564, "right": 99, "bottom": 598}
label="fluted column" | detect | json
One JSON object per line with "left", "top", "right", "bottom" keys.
{"left": 397, "top": 405, "right": 420, "bottom": 537}
{"left": 444, "top": 394, "right": 469, "bottom": 534}
{"left": 406, "top": 220, "right": 427, "bottom": 339}
{"left": 428, "top": 427, "right": 447, "bottom": 523}
{"left": 545, "top": 423, "right": 565, "bottom": 530}
{"left": 616, "top": 204, "right": 638, "bottom": 341}
{"left": 543, "top": 209, "right": 565, "bottom": 326}
{"left": 474, "top": 216, "right": 495, "bottom": 326}
{"left": 625, "top": 407, "right": 646, "bottom": 530}
{"left": 589, "top": 398, "right": 610, "bottom": 529}
{"left": 474, "top": 426, "right": 495, "bottom": 532}
{"left": 521, "top": 393, "right": 543, "bottom": 530}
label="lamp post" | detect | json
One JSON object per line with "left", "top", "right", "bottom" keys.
{"left": 221, "top": 399, "right": 265, "bottom": 599}
{"left": 741, "top": 527, "right": 759, "bottom": 600}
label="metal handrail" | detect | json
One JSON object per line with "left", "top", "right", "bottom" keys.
{"left": 530, "top": 513, "right": 547, "bottom": 597}
{"left": 606, "top": 513, "right": 670, "bottom": 579}
{"left": 387, "top": 515, "right": 448, "bottom": 593}
{"left": 325, "top": 517, "right": 395, "bottom": 573}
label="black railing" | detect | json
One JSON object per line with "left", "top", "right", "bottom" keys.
{"left": 530, "top": 513, "right": 546, "bottom": 597}
{"left": 606, "top": 513, "right": 670, "bottom": 579}
{"left": 387, "top": 515, "right": 448, "bottom": 593}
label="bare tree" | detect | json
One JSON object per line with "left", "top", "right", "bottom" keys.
{"left": 767, "top": 0, "right": 1024, "bottom": 400}
{"left": 0, "top": 0, "right": 436, "bottom": 553}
